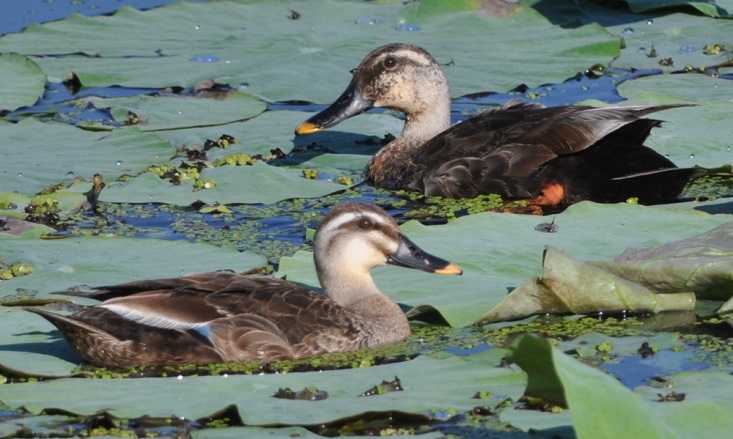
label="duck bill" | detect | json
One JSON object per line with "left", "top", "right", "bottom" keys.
{"left": 295, "top": 79, "right": 374, "bottom": 135}
{"left": 388, "top": 234, "right": 463, "bottom": 275}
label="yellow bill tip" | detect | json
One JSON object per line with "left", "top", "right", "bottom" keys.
{"left": 435, "top": 262, "right": 463, "bottom": 276}
{"left": 295, "top": 121, "right": 322, "bottom": 135}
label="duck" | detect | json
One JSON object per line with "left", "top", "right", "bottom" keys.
{"left": 26, "top": 202, "right": 462, "bottom": 368}
{"left": 295, "top": 43, "right": 697, "bottom": 208}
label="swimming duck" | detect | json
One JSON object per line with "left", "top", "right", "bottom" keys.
{"left": 27, "top": 202, "right": 462, "bottom": 367}
{"left": 295, "top": 43, "right": 697, "bottom": 207}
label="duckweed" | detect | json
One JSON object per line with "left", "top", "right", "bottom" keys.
{"left": 472, "top": 390, "right": 494, "bottom": 400}
{"left": 0, "top": 199, "right": 17, "bottom": 210}
{"left": 0, "top": 260, "right": 34, "bottom": 281}
{"left": 336, "top": 175, "right": 354, "bottom": 185}
{"left": 703, "top": 43, "right": 725, "bottom": 55}
{"left": 596, "top": 341, "right": 613, "bottom": 352}
{"left": 403, "top": 193, "right": 507, "bottom": 221}
{"left": 68, "top": 316, "right": 695, "bottom": 380}
{"left": 24, "top": 196, "right": 61, "bottom": 225}
{"left": 681, "top": 165, "right": 733, "bottom": 200}
{"left": 193, "top": 178, "right": 217, "bottom": 191}
{"left": 214, "top": 152, "right": 257, "bottom": 167}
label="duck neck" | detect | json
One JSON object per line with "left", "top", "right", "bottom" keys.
{"left": 317, "top": 264, "right": 382, "bottom": 309}
{"left": 401, "top": 102, "right": 452, "bottom": 147}
{"left": 367, "top": 88, "right": 451, "bottom": 189}
{"left": 318, "top": 266, "right": 409, "bottom": 345}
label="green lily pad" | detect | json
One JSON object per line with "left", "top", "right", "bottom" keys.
{"left": 0, "top": 235, "right": 267, "bottom": 300}
{"left": 0, "top": 119, "right": 172, "bottom": 195}
{"left": 0, "top": 214, "right": 54, "bottom": 239}
{"left": 100, "top": 161, "right": 347, "bottom": 205}
{"left": 0, "top": 53, "right": 45, "bottom": 113}
{"left": 482, "top": 218, "right": 733, "bottom": 323}
{"left": 595, "top": 221, "right": 733, "bottom": 300}
{"left": 0, "top": 351, "right": 525, "bottom": 424}
{"left": 621, "top": 0, "right": 733, "bottom": 17}
{"left": 0, "top": 415, "right": 77, "bottom": 438}
{"left": 507, "top": 334, "right": 733, "bottom": 438}
{"left": 617, "top": 74, "right": 733, "bottom": 168}
{"left": 606, "top": 11, "right": 733, "bottom": 72}
{"left": 81, "top": 91, "right": 266, "bottom": 131}
{"left": 0, "top": 0, "right": 620, "bottom": 100}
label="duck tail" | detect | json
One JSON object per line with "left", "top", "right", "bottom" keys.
{"left": 609, "top": 167, "right": 702, "bottom": 204}
{"left": 24, "top": 307, "right": 123, "bottom": 366}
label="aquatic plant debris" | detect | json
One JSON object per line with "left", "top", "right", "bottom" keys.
{"left": 358, "top": 376, "right": 404, "bottom": 396}
{"left": 480, "top": 221, "right": 733, "bottom": 323}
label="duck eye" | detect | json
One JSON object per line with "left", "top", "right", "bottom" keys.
{"left": 357, "top": 217, "right": 374, "bottom": 230}
{"left": 384, "top": 56, "right": 397, "bottom": 68}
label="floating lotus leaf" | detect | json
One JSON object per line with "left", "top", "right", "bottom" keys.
{"left": 506, "top": 334, "right": 733, "bottom": 438}
{"left": 0, "top": 53, "right": 45, "bottom": 113}
{"left": 619, "top": 0, "right": 733, "bottom": 17}
{"left": 0, "top": 236, "right": 267, "bottom": 301}
{"left": 0, "top": 119, "right": 172, "bottom": 195}
{"left": 594, "top": 221, "right": 733, "bottom": 300}
{"left": 0, "top": 0, "right": 620, "bottom": 100}
{"left": 0, "top": 351, "right": 524, "bottom": 425}
{"left": 80, "top": 91, "right": 266, "bottom": 131}
{"left": 100, "top": 161, "right": 348, "bottom": 205}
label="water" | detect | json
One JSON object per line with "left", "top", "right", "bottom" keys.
{"left": 190, "top": 54, "right": 220, "bottom": 63}
{"left": 356, "top": 15, "right": 383, "bottom": 26}
{"left": 603, "top": 348, "right": 708, "bottom": 389}
{"left": 395, "top": 23, "right": 422, "bottom": 31}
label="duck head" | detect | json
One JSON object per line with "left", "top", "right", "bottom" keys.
{"left": 295, "top": 43, "right": 452, "bottom": 138}
{"left": 313, "top": 202, "right": 461, "bottom": 305}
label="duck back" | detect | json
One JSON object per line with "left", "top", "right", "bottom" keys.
{"left": 399, "top": 102, "right": 695, "bottom": 204}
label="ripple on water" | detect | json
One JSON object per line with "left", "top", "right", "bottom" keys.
{"left": 190, "top": 55, "right": 220, "bottom": 63}
{"left": 395, "top": 23, "right": 422, "bottom": 31}
{"left": 356, "top": 15, "right": 383, "bottom": 25}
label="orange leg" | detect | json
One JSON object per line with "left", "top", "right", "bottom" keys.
{"left": 528, "top": 183, "right": 565, "bottom": 206}
{"left": 502, "top": 183, "right": 566, "bottom": 215}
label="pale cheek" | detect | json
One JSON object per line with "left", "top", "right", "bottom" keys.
{"left": 342, "top": 239, "right": 388, "bottom": 270}
{"left": 371, "top": 77, "right": 413, "bottom": 109}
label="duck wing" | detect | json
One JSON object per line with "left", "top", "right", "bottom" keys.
{"left": 203, "top": 281, "right": 364, "bottom": 361}
{"left": 414, "top": 102, "right": 692, "bottom": 199}
{"left": 96, "top": 275, "right": 361, "bottom": 349}
{"left": 61, "top": 271, "right": 244, "bottom": 302}
{"left": 29, "top": 275, "right": 362, "bottom": 366}
{"left": 25, "top": 306, "right": 226, "bottom": 366}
